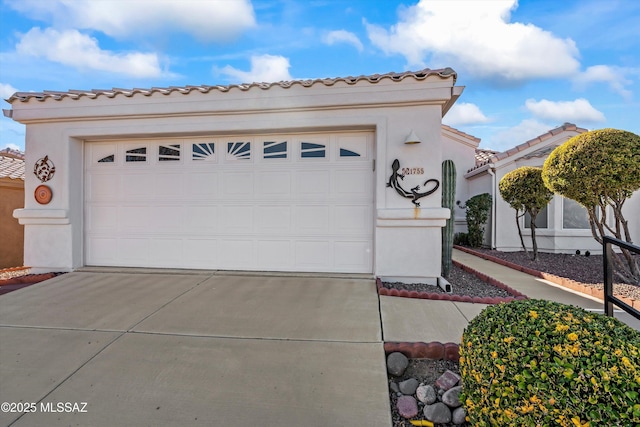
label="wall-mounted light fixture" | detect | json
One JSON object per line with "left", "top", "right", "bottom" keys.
{"left": 404, "top": 129, "right": 422, "bottom": 145}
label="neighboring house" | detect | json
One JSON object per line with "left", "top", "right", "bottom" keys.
{"left": 440, "top": 125, "right": 482, "bottom": 234}
{"left": 464, "top": 123, "right": 640, "bottom": 253}
{"left": 0, "top": 148, "right": 25, "bottom": 268}
{"left": 5, "top": 68, "right": 463, "bottom": 283}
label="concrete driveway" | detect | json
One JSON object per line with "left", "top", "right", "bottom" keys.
{"left": 0, "top": 271, "right": 391, "bottom": 426}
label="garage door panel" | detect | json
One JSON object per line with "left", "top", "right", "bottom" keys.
{"left": 257, "top": 240, "right": 293, "bottom": 269}
{"left": 153, "top": 173, "right": 184, "bottom": 198}
{"left": 186, "top": 172, "right": 219, "bottom": 197}
{"left": 255, "top": 171, "right": 291, "bottom": 196}
{"left": 118, "top": 239, "right": 149, "bottom": 264}
{"left": 149, "top": 206, "right": 184, "bottom": 232}
{"left": 87, "top": 174, "right": 118, "bottom": 200}
{"left": 223, "top": 172, "right": 254, "bottom": 197}
{"left": 221, "top": 206, "right": 254, "bottom": 233}
{"left": 186, "top": 206, "right": 219, "bottom": 231}
{"left": 85, "top": 132, "right": 373, "bottom": 273}
{"left": 88, "top": 237, "right": 118, "bottom": 264}
{"left": 119, "top": 206, "right": 151, "bottom": 231}
{"left": 334, "top": 241, "right": 371, "bottom": 271}
{"left": 334, "top": 205, "right": 372, "bottom": 235}
{"left": 294, "top": 170, "right": 330, "bottom": 197}
{"left": 183, "top": 240, "right": 217, "bottom": 267}
{"left": 334, "top": 170, "right": 373, "bottom": 198}
{"left": 88, "top": 205, "right": 118, "bottom": 232}
{"left": 294, "top": 205, "right": 330, "bottom": 234}
{"left": 218, "top": 240, "right": 254, "bottom": 268}
{"left": 256, "top": 206, "right": 292, "bottom": 233}
{"left": 149, "top": 239, "right": 184, "bottom": 265}
{"left": 295, "top": 241, "right": 330, "bottom": 269}
{"left": 121, "top": 174, "right": 155, "bottom": 199}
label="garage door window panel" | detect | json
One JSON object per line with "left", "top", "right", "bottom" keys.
{"left": 159, "top": 144, "right": 181, "bottom": 162}
{"left": 227, "top": 142, "right": 251, "bottom": 161}
{"left": 263, "top": 141, "right": 288, "bottom": 159}
{"left": 126, "top": 147, "right": 147, "bottom": 162}
{"left": 192, "top": 142, "right": 216, "bottom": 161}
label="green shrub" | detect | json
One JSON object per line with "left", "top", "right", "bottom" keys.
{"left": 454, "top": 232, "right": 469, "bottom": 246}
{"left": 463, "top": 193, "right": 492, "bottom": 248}
{"left": 460, "top": 299, "right": 640, "bottom": 427}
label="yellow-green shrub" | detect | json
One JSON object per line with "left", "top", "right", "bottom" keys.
{"left": 460, "top": 299, "right": 640, "bottom": 426}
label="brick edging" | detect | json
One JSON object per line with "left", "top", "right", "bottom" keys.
{"left": 376, "top": 269, "right": 527, "bottom": 304}
{"left": 0, "top": 272, "right": 58, "bottom": 287}
{"left": 454, "top": 245, "right": 640, "bottom": 310}
{"left": 384, "top": 341, "right": 460, "bottom": 362}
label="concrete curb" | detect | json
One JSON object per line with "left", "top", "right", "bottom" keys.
{"left": 384, "top": 342, "right": 460, "bottom": 362}
{"left": 454, "top": 245, "right": 640, "bottom": 310}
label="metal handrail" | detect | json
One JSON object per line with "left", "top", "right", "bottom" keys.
{"left": 603, "top": 236, "right": 640, "bottom": 320}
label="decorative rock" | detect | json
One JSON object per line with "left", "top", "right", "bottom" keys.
{"left": 390, "top": 382, "right": 399, "bottom": 393}
{"left": 435, "top": 369, "right": 460, "bottom": 390}
{"left": 423, "top": 402, "right": 452, "bottom": 424}
{"left": 452, "top": 407, "right": 467, "bottom": 425}
{"left": 399, "top": 378, "right": 419, "bottom": 395}
{"left": 416, "top": 385, "right": 437, "bottom": 404}
{"left": 397, "top": 395, "right": 419, "bottom": 419}
{"left": 387, "top": 352, "right": 409, "bottom": 376}
{"left": 442, "top": 385, "right": 463, "bottom": 408}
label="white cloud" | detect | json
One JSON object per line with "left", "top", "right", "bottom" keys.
{"left": 323, "top": 30, "right": 364, "bottom": 52}
{"left": 5, "top": 0, "right": 256, "bottom": 42}
{"left": 16, "top": 28, "right": 163, "bottom": 78}
{"left": 489, "top": 119, "right": 553, "bottom": 152}
{"left": 525, "top": 98, "right": 605, "bottom": 123}
{"left": 220, "top": 55, "right": 293, "bottom": 83}
{"left": 0, "top": 83, "right": 19, "bottom": 100}
{"left": 365, "top": 0, "right": 580, "bottom": 82}
{"left": 0, "top": 116, "right": 26, "bottom": 152}
{"left": 574, "top": 65, "right": 633, "bottom": 100}
{"left": 443, "top": 102, "right": 491, "bottom": 126}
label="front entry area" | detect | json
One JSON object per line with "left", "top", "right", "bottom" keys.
{"left": 84, "top": 131, "right": 374, "bottom": 273}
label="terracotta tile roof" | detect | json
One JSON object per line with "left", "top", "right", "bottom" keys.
{"left": 474, "top": 148, "right": 497, "bottom": 165}
{"left": 466, "top": 123, "right": 587, "bottom": 173}
{"left": 0, "top": 154, "right": 25, "bottom": 180}
{"left": 7, "top": 68, "right": 457, "bottom": 103}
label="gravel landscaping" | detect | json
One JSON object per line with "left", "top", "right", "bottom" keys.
{"left": 469, "top": 247, "right": 640, "bottom": 301}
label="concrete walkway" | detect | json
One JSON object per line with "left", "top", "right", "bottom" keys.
{"left": 0, "top": 272, "right": 390, "bottom": 427}
{"left": 2, "top": 252, "right": 638, "bottom": 426}
{"left": 380, "top": 248, "right": 639, "bottom": 344}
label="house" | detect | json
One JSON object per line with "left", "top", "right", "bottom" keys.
{"left": 463, "top": 123, "right": 640, "bottom": 254}
{"left": 5, "top": 68, "right": 463, "bottom": 283}
{"left": 0, "top": 148, "right": 25, "bottom": 267}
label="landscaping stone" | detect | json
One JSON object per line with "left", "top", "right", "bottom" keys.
{"left": 398, "top": 378, "right": 419, "bottom": 395}
{"left": 389, "top": 382, "right": 399, "bottom": 393}
{"left": 416, "top": 384, "right": 436, "bottom": 404}
{"left": 423, "top": 402, "right": 452, "bottom": 424}
{"left": 442, "top": 385, "right": 463, "bottom": 408}
{"left": 452, "top": 407, "right": 467, "bottom": 425}
{"left": 435, "top": 369, "right": 460, "bottom": 390}
{"left": 397, "top": 395, "right": 419, "bottom": 419}
{"left": 387, "top": 352, "right": 409, "bottom": 376}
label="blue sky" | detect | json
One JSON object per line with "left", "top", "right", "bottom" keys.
{"left": 1, "top": 0, "right": 639, "bottom": 153}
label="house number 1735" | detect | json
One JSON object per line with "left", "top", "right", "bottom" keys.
{"left": 401, "top": 167, "right": 424, "bottom": 175}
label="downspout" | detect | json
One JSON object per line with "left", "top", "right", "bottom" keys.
{"left": 487, "top": 166, "right": 497, "bottom": 249}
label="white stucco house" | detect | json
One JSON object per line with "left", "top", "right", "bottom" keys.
{"left": 5, "top": 68, "right": 464, "bottom": 282}
{"left": 463, "top": 123, "right": 640, "bottom": 254}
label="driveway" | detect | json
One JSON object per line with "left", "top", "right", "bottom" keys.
{"left": 0, "top": 271, "right": 391, "bottom": 426}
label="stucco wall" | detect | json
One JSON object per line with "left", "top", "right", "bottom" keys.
{"left": 11, "top": 73, "right": 460, "bottom": 280}
{"left": 0, "top": 180, "right": 24, "bottom": 267}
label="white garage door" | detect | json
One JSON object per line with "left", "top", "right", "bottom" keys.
{"left": 85, "top": 131, "right": 374, "bottom": 273}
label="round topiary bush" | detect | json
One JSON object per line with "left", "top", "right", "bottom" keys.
{"left": 460, "top": 299, "right": 640, "bottom": 426}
